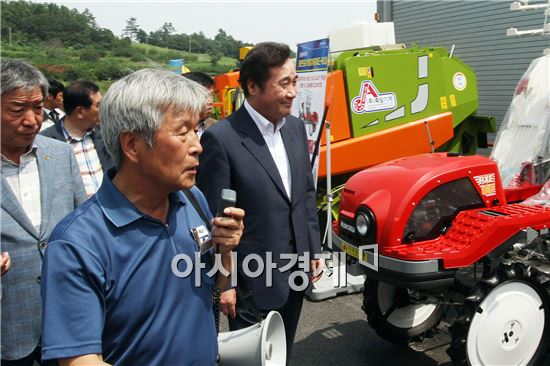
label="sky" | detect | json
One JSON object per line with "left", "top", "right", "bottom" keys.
{"left": 31, "top": 1, "right": 378, "bottom": 49}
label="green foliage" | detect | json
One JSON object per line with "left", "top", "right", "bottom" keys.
{"left": 44, "top": 38, "right": 63, "bottom": 58}
{"left": 1, "top": 0, "right": 241, "bottom": 83}
{"left": 184, "top": 54, "right": 198, "bottom": 62}
{"left": 65, "top": 64, "right": 96, "bottom": 81}
{"left": 122, "top": 17, "right": 139, "bottom": 41}
{"left": 112, "top": 46, "right": 134, "bottom": 58}
{"left": 80, "top": 46, "right": 100, "bottom": 62}
{"left": 94, "top": 61, "right": 133, "bottom": 81}
{"left": 210, "top": 52, "right": 223, "bottom": 66}
{"left": 166, "top": 50, "right": 185, "bottom": 61}
{"left": 1, "top": 1, "right": 115, "bottom": 49}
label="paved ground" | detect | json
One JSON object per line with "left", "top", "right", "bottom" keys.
{"left": 220, "top": 292, "right": 453, "bottom": 366}
{"left": 221, "top": 291, "right": 550, "bottom": 366}
{"left": 292, "top": 293, "right": 452, "bottom": 366}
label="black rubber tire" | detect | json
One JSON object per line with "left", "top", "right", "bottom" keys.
{"left": 448, "top": 262, "right": 550, "bottom": 366}
{"left": 362, "top": 278, "right": 446, "bottom": 344}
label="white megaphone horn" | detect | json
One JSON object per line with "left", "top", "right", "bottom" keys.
{"left": 217, "top": 310, "right": 287, "bottom": 366}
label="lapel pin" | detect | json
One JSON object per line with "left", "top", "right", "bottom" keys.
{"left": 44, "top": 155, "right": 50, "bottom": 160}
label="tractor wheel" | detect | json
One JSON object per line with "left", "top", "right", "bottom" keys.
{"left": 362, "top": 278, "right": 446, "bottom": 344}
{"left": 448, "top": 262, "right": 550, "bottom": 366}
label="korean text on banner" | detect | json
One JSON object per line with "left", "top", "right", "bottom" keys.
{"left": 291, "top": 38, "right": 329, "bottom": 182}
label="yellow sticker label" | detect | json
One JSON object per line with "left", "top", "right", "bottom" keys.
{"left": 440, "top": 96, "right": 448, "bottom": 109}
{"left": 358, "top": 67, "right": 367, "bottom": 76}
{"left": 366, "top": 67, "right": 373, "bottom": 78}
{"left": 450, "top": 94, "right": 457, "bottom": 107}
{"left": 474, "top": 173, "right": 497, "bottom": 197}
{"left": 481, "top": 184, "right": 496, "bottom": 196}
{"left": 342, "top": 243, "right": 369, "bottom": 262}
{"left": 342, "top": 243, "right": 359, "bottom": 259}
{"left": 428, "top": 52, "right": 433, "bottom": 58}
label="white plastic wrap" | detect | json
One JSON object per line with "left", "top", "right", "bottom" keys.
{"left": 491, "top": 53, "right": 550, "bottom": 187}
{"left": 523, "top": 180, "right": 550, "bottom": 207}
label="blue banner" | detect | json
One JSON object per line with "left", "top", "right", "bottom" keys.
{"left": 292, "top": 38, "right": 329, "bottom": 183}
{"left": 295, "top": 38, "right": 329, "bottom": 73}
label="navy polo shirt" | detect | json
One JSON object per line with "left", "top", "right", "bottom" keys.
{"left": 41, "top": 172, "right": 217, "bottom": 366}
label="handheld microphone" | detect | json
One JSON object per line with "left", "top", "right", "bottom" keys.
{"left": 216, "top": 189, "right": 237, "bottom": 217}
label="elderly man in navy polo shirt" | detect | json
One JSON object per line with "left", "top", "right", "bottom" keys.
{"left": 40, "top": 69, "right": 245, "bottom": 366}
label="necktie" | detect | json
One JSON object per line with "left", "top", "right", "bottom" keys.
{"left": 49, "top": 110, "right": 59, "bottom": 123}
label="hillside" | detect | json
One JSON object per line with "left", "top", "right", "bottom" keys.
{"left": 2, "top": 41, "right": 238, "bottom": 89}
{"left": 0, "top": 0, "right": 241, "bottom": 89}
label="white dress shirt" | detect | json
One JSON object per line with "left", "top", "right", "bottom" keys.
{"left": 1, "top": 145, "right": 42, "bottom": 231}
{"left": 244, "top": 100, "right": 292, "bottom": 199}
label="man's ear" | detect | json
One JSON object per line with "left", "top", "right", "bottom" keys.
{"left": 74, "top": 106, "right": 84, "bottom": 119}
{"left": 247, "top": 80, "right": 259, "bottom": 97}
{"left": 119, "top": 131, "right": 141, "bottom": 164}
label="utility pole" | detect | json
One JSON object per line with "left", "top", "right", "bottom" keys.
{"left": 8, "top": 26, "right": 12, "bottom": 46}
{"left": 188, "top": 35, "right": 191, "bottom": 53}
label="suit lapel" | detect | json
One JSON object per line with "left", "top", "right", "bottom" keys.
{"left": 1, "top": 177, "right": 39, "bottom": 238}
{"left": 235, "top": 108, "right": 290, "bottom": 202}
{"left": 35, "top": 143, "right": 55, "bottom": 238}
{"left": 280, "top": 122, "right": 301, "bottom": 204}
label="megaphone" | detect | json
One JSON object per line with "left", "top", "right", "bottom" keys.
{"left": 217, "top": 311, "right": 287, "bottom": 366}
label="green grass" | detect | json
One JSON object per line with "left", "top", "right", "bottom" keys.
{"left": 1, "top": 40, "right": 238, "bottom": 92}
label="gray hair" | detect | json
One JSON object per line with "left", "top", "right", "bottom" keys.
{"left": 100, "top": 68, "right": 209, "bottom": 169}
{"left": 1, "top": 58, "right": 48, "bottom": 99}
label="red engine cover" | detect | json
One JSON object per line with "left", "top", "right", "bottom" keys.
{"left": 380, "top": 204, "right": 550, "bottom": 268}
{"left": 340, "top": 153, "right": 506, "bottom": 245}
{"left": 338, "top": 153, "right": 550, "bottom": 267}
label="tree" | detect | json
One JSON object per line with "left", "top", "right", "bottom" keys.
{"left": 122, "top": 17, "right": 139, "bottom": 41}
{"left": 136, "top": 29, "right": 147, "bottom": 44}
{"left": 82, "top": 9, "right": 98, "bottom": 29}
{"left": 80, "top": 46, "right": 100, "bottom": 62}
{"left": 210, "top": 51, "right": 223, "bottom": 66}
{"left": 160, "top": 22, "right": 175, "bottom": 47}
{"left": 44, "top": 38, "right": 63, "bottom": 58}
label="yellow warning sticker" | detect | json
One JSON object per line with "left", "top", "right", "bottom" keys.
{"left": 342, "top": 243, "right": 359, "bottom": 259}
{"left": 358, "top": 67, "right": 374, "bottom": 78}
{"left": 440, "top": 96, "right": 448, "bottom": 109}
{"left": 450, "top": 94, "right": 457, "bottom": 107}
{"left": 366, "top": 67, "right": 373, "bottom": 78}
{"left": 474, "top": 173, "right": 497, "bottom": 197}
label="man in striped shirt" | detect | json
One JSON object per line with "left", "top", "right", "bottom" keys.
{"left": 41, "top": 81, "right": 113, "bottom": 197}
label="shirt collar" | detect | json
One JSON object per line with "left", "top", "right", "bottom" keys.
{"left": 244, "top": 100, "right": 286, "bottom": 135}
{"left": 96, "top": 169, "right": 186, "bottom": 228}
{"left": 1, "top": 143, "right": 38, "bottom": 166}
{"left": 61, "top": 119, "right": 93, "bottom": 142}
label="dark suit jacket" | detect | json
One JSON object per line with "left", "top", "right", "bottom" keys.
{"left": 197, "top": 106, "right": 321, "bottom": 309}
{"left": 202, "top": 117, "right": 217, "bottom": 131}
{"left": 40, "top": 122, "right": 114, "bottom": 172}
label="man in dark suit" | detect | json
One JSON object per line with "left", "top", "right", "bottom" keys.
{"left": 41, "top": 81, "right": 113, "bottom": 197}
{"left": 1, "top": 58, "right": 87, "bottom": 365}
{"left": 197, "top": 42, "right": 322, "bottom": 358}
{"left": 40, "top": 79, "right": 65, "bottom": 131}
